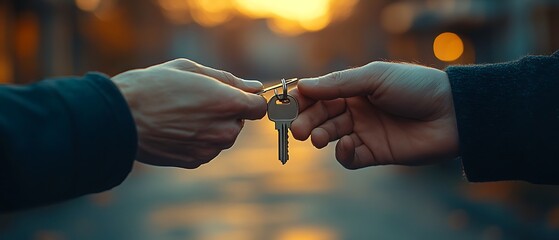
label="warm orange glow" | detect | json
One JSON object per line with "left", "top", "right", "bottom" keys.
{"left": 236, "top": 0, "right": 357, "bottom": 35}
{"left": 300, "top": 13, "right": 331, "bottom": 32}
{"left": 155, "top": 0, "right": 358, "bottom": 36}
{"left": 276, "top": 226, "right": 338, "bottom": 240}
{"left": 433, "top": 32, "right": 464, "bottom": 62}
{"left": 235, "top": 0, "right": 330, "bottom": 25}
{"left": 146, "top": 111, "right": 338, "bottom": 240}
{"left": 75, "top": 0, "right": 101, "bottom": 12}
{"left": 190, "top": 0, "right": 234, "bottom": 27}
{"left": 15, "top": 13, "right": 39, "bottom": 60}
{"left": 267, "top": 18, "right": 305, "bottom": 37}
{"left": 0, "top": 57, "right": 11, "bottom": 84}
{"left": 0, "top": 5, "right": 12, "bottom": 83}
{"left": 157, "top": 0, "right": 191, "bottom": 24}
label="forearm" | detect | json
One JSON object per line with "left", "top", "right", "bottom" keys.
{"left": 0, "top": 73, "right": 137, "bottom": 211}
{"left": 447, "top": 51, "right": 559, "bottom": 184}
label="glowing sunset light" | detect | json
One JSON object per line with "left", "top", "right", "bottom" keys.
{"left": 155, "top": 0, "right": 358, "bottom": 36}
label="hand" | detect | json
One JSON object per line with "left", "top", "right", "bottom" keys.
{"left": 112, "top": 59, "right": 267, "bottom": 169}
{"left": 290, "top": 62, "right": 459, "bottom": 169}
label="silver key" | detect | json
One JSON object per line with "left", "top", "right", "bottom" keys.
{"left": 268, "top": 94, "right": 299, "bottom": 164}
{"left": 256, "top": 78, "right": 298, "bottom": 95}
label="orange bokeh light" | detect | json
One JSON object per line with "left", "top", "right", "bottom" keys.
{"left": 433, "top": 32, "right": 464, "bottom": 62}
{"left": 155, "top": 0, "right": 358, "bottom": 36}
{"left": 75, "top": 0, "right": 101, "bottom": 12}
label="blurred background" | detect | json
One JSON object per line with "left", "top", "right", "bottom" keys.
{"left": 1, "top": 0, "right": 559, "bottom": 239}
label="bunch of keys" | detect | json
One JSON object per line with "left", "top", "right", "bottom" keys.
{"left": 260, "top": 78, "right": 299, "bottom": 165}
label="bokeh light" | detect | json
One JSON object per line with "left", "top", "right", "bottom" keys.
{"left": 76, "top": 0, "right": 102, "bottom": 12}
{"left": 157, "top": 0, "right": 191, "bottom": 24}
{"left": 433, "top": 32, "right": 464, "bottom": 62}
{"left": 155, "top": 0, "right": 358, "bottom": 36}
{"left": 189, "top": 0, "right": 234, "bottom": 27}
{"left": 276, "top": 226, "right": 338, "bottom": 240}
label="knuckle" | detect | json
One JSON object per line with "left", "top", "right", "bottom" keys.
{"left": 364, "top": 61, "right": 391, "bottom": 78}
{"left": 327, "top": 71, "right": 343, "bottom": 83}
{"left": 364, "top": 61, "right": 385, "bottom": 70}
{"left": 166, "top": 58, "right": 201, "bottom": 72}
{"left": 191, "top": 63, "right": 203, "bottom": 73}
{"left": 220, "top": 70, "right": 238, "bottom": 85}
{"left": 181, "top": 58, "right": 201, "bottom": 72}
{"left": 176, "top": 58, "right": 195, "bottom": 67}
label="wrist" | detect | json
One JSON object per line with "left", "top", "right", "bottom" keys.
{"left": 111, "top": 70, "right": 142, "bottom": 145}
{"left": 112, "top": 70, "right": 142, "bottom": 112}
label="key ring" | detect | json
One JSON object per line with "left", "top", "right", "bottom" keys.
{"left": 273, "top": 78, "right": 290, "bottom": 103}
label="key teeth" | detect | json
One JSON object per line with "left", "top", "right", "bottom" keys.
{"left": 280, "top": 130, "right": 289, "bottom": 165}
{"left": 284, "top": 132, "right": 289, "bottom": 164}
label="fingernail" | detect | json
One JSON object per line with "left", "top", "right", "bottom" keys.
{"left": 244, "top": 80, "right": 263, "bottom": 89}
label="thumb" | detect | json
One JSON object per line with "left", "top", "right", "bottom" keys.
{"left": 237, "top": 92, "right": 267, "bottom": 120}
{"left": 297, "top": 62, "right": 388, "bottom": 100}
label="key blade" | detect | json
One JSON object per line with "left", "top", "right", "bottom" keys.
{"left": 274, "top": 120, "right": 292, "bottom": 129}
{"left": 278, "top": 123, "right": 289, "bottom": 164}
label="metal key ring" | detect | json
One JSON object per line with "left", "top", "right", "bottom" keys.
{"left": 281, "top": 78, "right": 287, "bottom": 100}
{"left": 273, "top": 78, "right": 290, "bottom": 103}
{"left": 273, "top": 89, "right": 290, "bottom": 103}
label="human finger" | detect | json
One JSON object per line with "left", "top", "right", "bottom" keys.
{"left": 297, "top": 62, "right": 389, "bottom": 100}
{"left": 335, "top": 135, "right": 355, "bottom": 168}
{"left": 290, "top": 98, "right": 346, "bottom": 141}
{"left": 289, "top": 88, "right": 317, "bottom": 112}
{"left": 194, "top": 120, "right": 243, "bottom": 149}
{"left": 336, "top": 135, "right": 373, "bottom": 170}
{"left": 236, "top": 92, "right": 268, "bottom": 120}
{"left": 160, "top": 58, "right": 263, "bottom": 93}
{"left": 310, "top": 111, "right": 353, "bottom": 148}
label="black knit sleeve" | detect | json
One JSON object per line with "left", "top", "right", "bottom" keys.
{"left": 446, "top": 51, "right": 559, "bottom": 184}
{"left": 0, "top": 73, "right": 137, "bottom": 211}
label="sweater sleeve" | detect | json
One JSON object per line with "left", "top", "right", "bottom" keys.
{"left": 0, "top": 72, "right": 138, "bottom": 212}
{"left": 446, "top": 51, "right": 559, "bottom": 184}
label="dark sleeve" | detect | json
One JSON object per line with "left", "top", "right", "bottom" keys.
{"left": 0, "top": 72, "right": 137, "bottom": 211}
{"left": 446, "top": 51, "right": 559, "bottom": 184}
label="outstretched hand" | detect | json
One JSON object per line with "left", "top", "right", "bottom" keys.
{"left": 112, "top": 59, "right": 267, "bottom": 169}
{"left": 290, "top": 62, "right": 459, "bottom": 169}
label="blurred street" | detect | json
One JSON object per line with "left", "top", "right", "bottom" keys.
{"left": 3, "top": 117, "right": 559, "bottom": 240}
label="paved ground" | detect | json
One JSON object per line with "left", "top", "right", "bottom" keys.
{"left": 2, "top": 119, "right": 559, "bottom": 240}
